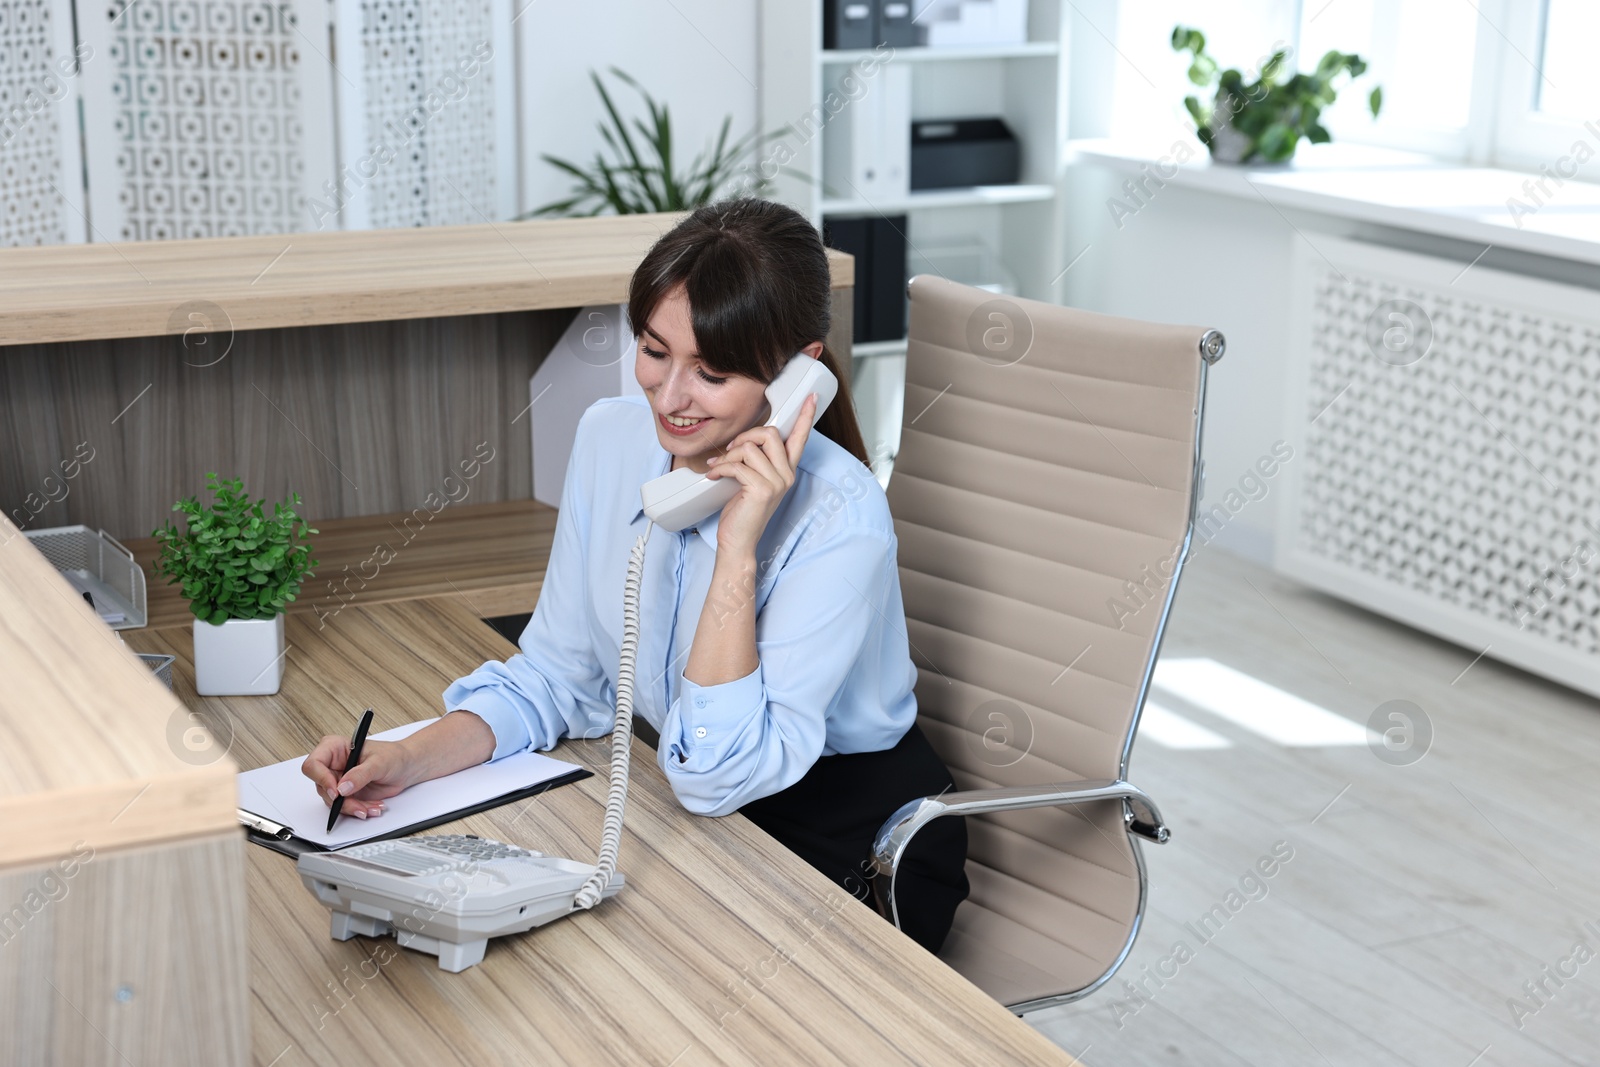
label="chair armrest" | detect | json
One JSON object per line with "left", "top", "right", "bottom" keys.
{"left": 871, "top": 779, "right": 1170, "bottom": 888}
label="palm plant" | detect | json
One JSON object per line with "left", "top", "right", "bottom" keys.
{"left": 519, "top": 67, "right": 805, "bottom": 217}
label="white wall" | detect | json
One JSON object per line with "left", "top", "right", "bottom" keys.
{"left": 1061, "top": 165, "right": 1301, "bottom": 563}
{"left": 515, "top": 2, "right": 761, "bottom": 216}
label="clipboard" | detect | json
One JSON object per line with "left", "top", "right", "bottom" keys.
{"left": 236, "top": 718, "right": 592, "bottom": 858}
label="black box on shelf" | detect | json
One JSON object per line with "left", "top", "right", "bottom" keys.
{"left": 910, "top": 117, "right": 1021, "bottom": 190}
{"left": 876, "top": 0, "right": 917, "bottom": 47}
{"left": 823, "top": 0, "right": 875, "bottom": 50}
{"left": 823, "top": 213, "right": 908, "bottom": 345}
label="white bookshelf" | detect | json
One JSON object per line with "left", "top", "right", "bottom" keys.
{"left": 821, "top": 41, "right": 1061, "bottom": 63}
{"left": 758, "top": 1, "right": 1070, "bottom": 472}
{"left": 819, "top": 182, "right": 1057, "bottom": 214}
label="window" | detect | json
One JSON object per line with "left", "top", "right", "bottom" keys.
{"left": 1103, "top": 0, "right": 1600, "bottom": 181}
{"left": 1108, "top": 0, "right": 1300, "bottom": 150}
{"left": 1494, "top": 0, "right": 1600, "bottom": 181}
{"left": 1297, "top": 0, "right": 1479, "bottom": 157}
{"left": 1534, "top": 0, "right": 1599, "bottom": 121}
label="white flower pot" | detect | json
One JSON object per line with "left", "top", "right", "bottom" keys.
{"left": 1207, "top": 124, "right": 1253, "bottom": 164}
{"left": 193, "top": 614, "right": 286, "bottom": 696}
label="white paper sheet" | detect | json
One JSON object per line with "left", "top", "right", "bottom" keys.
{"left": 237, "top": 717, "right": 585, "bottom": 849}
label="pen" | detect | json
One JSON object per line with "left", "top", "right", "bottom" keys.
{"left": 327, "top": 707, "right": 375, "bottom": 832}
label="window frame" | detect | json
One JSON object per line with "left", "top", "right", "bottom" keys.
{"left": 1486, "top": 0, "right": 1600, "bottom": 182}
{"left": 1297, "top": 0, "right": 1482, "bottom": 162}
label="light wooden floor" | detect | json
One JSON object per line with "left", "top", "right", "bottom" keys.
{"left": 1028, "top": 542, "right": 1600, "bottom": 1067}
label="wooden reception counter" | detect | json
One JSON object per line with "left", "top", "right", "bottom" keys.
{"left": 0, "top": 214, "right": 855, "bottom": 543}
{"left": 0, "top": 510, "right": 248, "bottom": 1064}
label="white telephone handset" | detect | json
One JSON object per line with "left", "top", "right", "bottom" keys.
{"left": 640, "top": 355, "right": 839, "bottom": 533}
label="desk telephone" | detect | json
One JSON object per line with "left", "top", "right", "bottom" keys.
{"left": 298, "top": 356, "right": 838, "bottom": 970}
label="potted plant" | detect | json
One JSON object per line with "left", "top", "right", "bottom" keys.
{"left": 1171, "top": 25, "right": 1383, "bottom": 165}
{"left": 152, "top": 473, "right": 318, "bottom": 696}
{"left": 518, "top": 66, "right": 808, "bottom": 217}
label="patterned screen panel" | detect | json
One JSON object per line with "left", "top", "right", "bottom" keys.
{"left": 1282, "top": 236, "right": 1600, "bottom": 694}
{"left": 78, "top": 0, "right": 336, "bottom": 240}
{"left": 330, "top": 0, "right": 514, "bottom": 230}
{"left": 0, "top": 0, "right": 85, "bottom": 245}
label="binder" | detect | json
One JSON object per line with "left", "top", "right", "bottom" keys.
{"left": 867, "top": 215, "right": 908, "bottom": 341}
{"left": 822, "top": 213, "right": 909, "bottom": 344}
{"left": 876, "top": 0, "right": 916, "bottom": 47}
{"left": 824, "top": 0, "right": 875, "bottom": 50}
{"left": 237, "top": 718, "right": 592, "bottom": 859}
{"left": 825, "top": 58, "right": 910, "bottom": 205}
{"left": 822, "top": 215, "right": 871, "bottom": 343}
{"left": 874, "top": 63, "right": 912, "bottom": 202}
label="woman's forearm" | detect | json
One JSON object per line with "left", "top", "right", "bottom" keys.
{"left": 397, "top": 709, "right": 497, "bottom": 785}
{"left": 685, "top": 549, "right": 759, "bottom": 686}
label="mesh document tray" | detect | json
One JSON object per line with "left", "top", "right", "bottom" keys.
{"left": 23, "top": 525, "right": 148, "bottom": 630}
{"left": 135, "top": 652, "right": 175, "bottom": 689}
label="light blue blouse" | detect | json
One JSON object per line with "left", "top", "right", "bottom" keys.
{"left": 441, "top": 395, "right": 919, "bottom": 817}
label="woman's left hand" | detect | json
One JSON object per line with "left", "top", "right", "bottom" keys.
{"left": 704, "top": 393, "right": 817, "bottom": 557}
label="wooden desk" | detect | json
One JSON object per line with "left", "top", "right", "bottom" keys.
{"left": 121, "top": 598, "right": 1075, "bottom": 1066}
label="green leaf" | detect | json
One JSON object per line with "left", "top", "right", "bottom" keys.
{"left": 1369, "top": 85, "right": 1383, "bottom": 117}
{"left": 1170, "top": 25, "right": 1205, "bottom": 55}
{"left": 1261, "top": 49, "right": 1290, "bottom": 83}
{"left": 1257, "top": 123, "right": 1299, "bottom": 162}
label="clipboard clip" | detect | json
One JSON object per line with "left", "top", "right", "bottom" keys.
{"left": 238, "top": 808, "right": 293, "bottom": 841}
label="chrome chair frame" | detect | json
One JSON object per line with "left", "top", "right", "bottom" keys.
{"left": 871, "top": 328, "right": 1226, "bottom": 1015}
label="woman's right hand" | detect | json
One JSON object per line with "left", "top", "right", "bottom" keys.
{"left": 301, "top": 736, "right": 413, "bottom": 819}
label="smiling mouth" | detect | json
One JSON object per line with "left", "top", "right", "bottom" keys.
{"left": 661, "top": 414, "right": 707, "bottom": 427}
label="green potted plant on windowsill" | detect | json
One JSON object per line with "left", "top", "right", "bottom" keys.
{"left": 1171, "top": 25, "right": 1383, "bottom": 165}
{"left": 151, "top": 473, "right": 318, "bottom": 696}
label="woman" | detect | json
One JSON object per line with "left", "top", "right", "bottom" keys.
{"left": 301, "top": 196, "right": 968, "bottom": 953}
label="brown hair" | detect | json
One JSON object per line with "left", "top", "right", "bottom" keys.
{"left": 626, "top": 196, "right": 870, "bottom": 465}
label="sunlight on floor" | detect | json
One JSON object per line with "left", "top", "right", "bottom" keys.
{"left": 1149, "top": 657, "right": 1377, "bottom": 747}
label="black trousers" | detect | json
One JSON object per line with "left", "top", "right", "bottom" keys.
{"left": 737, "top": 722, "right": 969, "bottom": 954}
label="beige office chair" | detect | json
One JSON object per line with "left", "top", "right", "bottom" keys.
{"left": 871, "top": 274, "right": 1224, "bottom": 1013}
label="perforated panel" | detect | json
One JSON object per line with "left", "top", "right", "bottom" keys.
{"left": 78, "top": 0, "right": 336, "bottom": 240}
{"left": 1281, "top": 237, "right": 1600, "bottom": 697}
{"left": 331, "top": 0, "right": 514, "bottom": 230}
{"left": 0, "top": 0, "right": 85, "bottom": 245}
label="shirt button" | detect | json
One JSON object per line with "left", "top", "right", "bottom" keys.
{"left": 695, "top": 697, "right": 705, "bottom": 708}
{"left": 695, "top": 726, "right": 708, "bottom": 739}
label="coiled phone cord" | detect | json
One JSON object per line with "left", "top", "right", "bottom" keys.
{"left": 573, "top": 522, "right": 653, "bottom": 910}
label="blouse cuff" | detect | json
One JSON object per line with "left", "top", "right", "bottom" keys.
{"left": 443, "top": 686, "right": 531, "bottom": 762}
{"left": 667, "top": 663, "right": 765, "bottom": 767}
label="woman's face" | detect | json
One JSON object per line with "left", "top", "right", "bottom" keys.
{"left": 634, "top": 283, "right": 770, "bottom": 474}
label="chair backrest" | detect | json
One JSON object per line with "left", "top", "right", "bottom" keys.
{"left": 886, "top": 274, "right": 1218, "bottom": 1009}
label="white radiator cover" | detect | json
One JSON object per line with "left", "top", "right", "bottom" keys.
{"left": 1279, "top": 236, "right": 1600, "bottom": 699}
